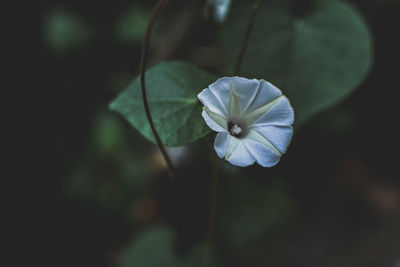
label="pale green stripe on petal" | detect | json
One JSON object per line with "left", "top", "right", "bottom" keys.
{"left": 244, "top": 95, "right": 285, "bottom": 124}
{"left": 203, "top": 106, "right": 228, "bottom": 130}
{"left": 229, "top": 86, "right": 241, "bottom": 117}
{"left": 225, "top": 135, "right": 241, "bottom": 159}
{"left": 246, "top": 129, "right": 282, "bottom": 156}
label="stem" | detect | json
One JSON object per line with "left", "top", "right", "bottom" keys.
{"left": 140, "top": 0, "right": 175, "bottom": 177}
{"left": 204, "top": 1, "right": 263, "bottom": 262}
{"left": 204, "top": 161, "right": 219, "bottom": 267}
{"left": 233, "top": 0, "right": 263, "bottom": 76}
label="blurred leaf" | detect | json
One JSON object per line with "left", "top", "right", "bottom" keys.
{"left": 122, "top": 225, "right": 209, "bottom": 267}
{"left": 92, "top": 110, "right": 126, "bottom": 156}
{"left": 43, "top": 8, "right": 92, "bottom": 55}
{"left": 312, "top": 104, "right": 356, "bottom": 134}
{"left": 114, "top": 5, "right": 150, "bottom": 44}
{"left": 110, "top": 62, "right": 217, "bottom": 146}
{"left": 64, "top": 110, "right": 153, "bottom": 215}
{"left": 221, "top": 0, "right": 373, "bottom": 126}
{"left": 217, "top": 177, "right": 295, "bottom": 251}
{"left": 362, "top": 0, "right": 400, "bottom": 6}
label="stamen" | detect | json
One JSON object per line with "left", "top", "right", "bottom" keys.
{"left": 228, "top": 121, "right": 243, "bottom": 137}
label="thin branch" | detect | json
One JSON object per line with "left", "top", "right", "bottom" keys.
{"left": 140, "top": 0, "right": 175, "bottom": 178}
{"left": 233, "top": 0, "right": 263, "bottom": 76}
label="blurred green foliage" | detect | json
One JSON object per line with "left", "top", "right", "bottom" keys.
{"left": 221, "top": 0, "right": 373, "bottom": 126}
{"left": 122, "top": 226, "right": 208, "bottom": 267}
{"left": 63, "top": 109, "right": 296, "bottom": 266}
{"left": 43, "top": 8, "right": 93, "bottom": 56}
{"left": 312, "top": 104, "right": 356, "bottom": 135}
{"left": 217, "top": 177, "right": 295, "bottom": 252}
{"left": 64, "top": 110, "right": 154, "bottom": 216}
{"left": 114, "top": 4, "right": 150, "bottom": 44}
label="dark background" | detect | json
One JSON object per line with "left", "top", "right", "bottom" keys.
{"left": 16, "top": 0, "right": 400, "bottom": 266}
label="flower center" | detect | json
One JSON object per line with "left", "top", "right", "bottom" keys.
{"left": 228, "top": 121, "right": 243, "bottom": 138}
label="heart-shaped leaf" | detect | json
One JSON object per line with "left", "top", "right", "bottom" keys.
{"left": 110, "top": 62, "right": 217, "bottom": 146}
{"left": 221, "top": 0, "right": 373, "bottom": 125}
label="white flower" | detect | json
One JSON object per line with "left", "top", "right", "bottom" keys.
{"left": 206, "top": 0, "right": 233, "bottom": 24}
{"left": 198, "top": 77, "right": 294, "bottom": 167}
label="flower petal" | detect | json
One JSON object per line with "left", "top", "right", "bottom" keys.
{"left": 201, "top": 76, "right": 294, "bottom": 168}
{"left": 214, "top": 132, "right": 246, "bottom": 163}
{"left": 246, "top": 129, "right": 282, "bottom": 156}
{"left": 245, "top": 80, "right": 283, "bottom": 113}
{"left": 202, "top": 110, "right": 227, "bottom": 133}
{"left": 207, "top": 77, "right": 234, "bottom": 116}
{"left": 243, "top": 95, "right": 285, "bottom": 124}
{"left": 225, "top": 138, "right": 255, "bottom": 167}
{"left": 210, "top": 0, "right": 232, "bottom": 24}
{"left": 244, "top": 139, "right": 282, "bottom": 167}
{"left": 250, "top": 125, "right": 293, "bottom": 154}
{"left": 228, "top": 77, "right": 261, "bottom": 116}
{"left": 225, "top": 135, "right": 240, "bottom": 159}
{"left": 252, "top": 96, "right": 294, "bottom": 127}
{"left": 198, "top": 87, "right": 228, "bottom": 117}
{"left": 214, "top": 132, "right": 230, "bottom": 158}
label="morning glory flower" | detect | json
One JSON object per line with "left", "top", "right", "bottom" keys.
{"left": 198, "top": 77, "right": 294, "bottom": 167}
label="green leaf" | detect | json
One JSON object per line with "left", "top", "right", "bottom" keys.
{"left": 109, "top": 62, "right": 217, "bottom": 146}
{"left": 121, "top": 226, "right": 210, "bottom": 267}
{"left": 221, "top": 0, "right": 373, "bottom": 126}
